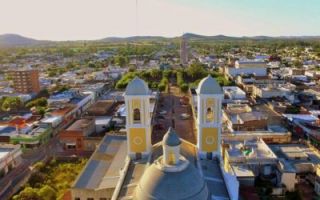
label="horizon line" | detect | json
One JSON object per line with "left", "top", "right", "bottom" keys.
{"left": 1, "top": 32, "right": 320, "bottom": 42}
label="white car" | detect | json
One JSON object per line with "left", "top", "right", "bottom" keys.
{"left": 180, "top": 113, "right": 190, "bottom": 120}
{"left": 159, "top": 110, "right": 167, "bottom": 115}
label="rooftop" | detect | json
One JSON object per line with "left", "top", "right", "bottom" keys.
{"left": 0, "top": 144, "right": 21, "bottom": 161}
{"left": 73, "top": 135, "right": 127, "bottom": 190}
{"left": 86, "top": 100, "right": 115, "bottom": 116}
{"left": 118, "top": 139, "right": 231, "bottom": 199}
{"left": 66, "top": 118, "right": 94, "bottom": 131}
{"left": 270, "top": 143, "right": 320, "bottom": 173}
{"left": 225, "top": 138, "right": 277, "bottom": 162}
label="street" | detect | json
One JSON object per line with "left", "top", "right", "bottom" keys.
{"left": 152, "top": 84, "right": 196, "bottom": 144}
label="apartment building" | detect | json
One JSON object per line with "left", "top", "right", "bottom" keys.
{"left": 7, "top": 68, "right": 40, "bottom": 94}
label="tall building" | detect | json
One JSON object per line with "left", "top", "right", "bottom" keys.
{"left": 180, "top": 36, "right": 188, "bottom": 65}
{"left": 7, "top": 68, "right": 40, "bottom": 94}
{"left": 71, "top": 77, "right": 239, "bottom": 200}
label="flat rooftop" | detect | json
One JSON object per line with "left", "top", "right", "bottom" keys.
{"left": 226, "top": 139, "right": 277, "bottom": 160}
{"left": 86, "top": 100, "right": 115, "bottom": 116}
{"left": 0, "top": 126, "right": 16, "bottom": 136}
{"left": 0, "top": 148, "right": 14, "bottom": 160}
{"left": 231, "top": 165, "right": 255, "bottom": 178}
{"left": 67, "top": 118, "right": 94, "bottom": 131}
{"left": 270, "top": 143, "right": 320, "bottom": 173}
{"left": 200, "top": 159, "right": 230, "bottom": 199}
{"left": 73, "top": 135, "right": 127, "bottom": 190}
{"left": 0, "top": 144, "right": 20, "bottom": 160}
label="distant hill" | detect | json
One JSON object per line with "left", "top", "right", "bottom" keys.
{"left": 99, "top": 36, "right": 169, "bottom": 43}
{"left": 0, "top": 33, "right": 319, "bottom": 47}
{"left": 0, "top": 34, "right": 51, "bottom": 47}
{"left": 182, "top": 33, "right": 238, "bottom": 40}
{"left": 182, "top": 33, "right": 320, "bottom": 41}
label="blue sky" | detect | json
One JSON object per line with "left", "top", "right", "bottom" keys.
{"left": 0, "top": 0, "right": 319, "bottom": 40}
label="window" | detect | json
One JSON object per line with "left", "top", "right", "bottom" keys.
{"left": 75, "top": 198, "right": 80, "bottom": 200}
{"left": 206, "top": 107, "right": 214, "bottom": 123}
{"left": 133, "top": 108, "right": 141, "bottom": 123}
{"left": 87, "top": 198, "right": 94, "bottom": 200}
{"left": 99, "top": 198, "right": 107, "bottom": 200}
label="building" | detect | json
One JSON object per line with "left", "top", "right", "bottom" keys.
{"left": 0, "top": 144, "right": 22, "bottom": 177}
{"left": 7, "top": 67, "right": 40, "bottom": 94}
{"left": 71, "top": 77, "right": 239, "bottom": 200}
{"left": 223, "top": 138, "right": 278, "bottom": 186}
{"left": 86, "top": 100, "right": 115, "bottom": 116}
{"left": 269, "top": 143, "right": 320, "bottom": 192}
{"left": 252, "top": 84, "right": 295, "bottom": 101}
{"left": 0, "top": 116, "right": 52, "bottom": 149}
{"left": 223, "top": 86, "right": 247, "bottom": 104}
{"left": 59, "top": 118, "right": 96, "bottom": 152}
{"left": 180, "top": 36, "right": 188, "bottom": 65}
{"left": 225, "top": 60, "right": 268, "bottom": 78}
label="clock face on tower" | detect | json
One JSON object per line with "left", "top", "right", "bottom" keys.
{"left": 201, "top": 128, "right": 218, "bottom": 152}
{"left": 129, "top": 128, "right": 146, "bottom": 152}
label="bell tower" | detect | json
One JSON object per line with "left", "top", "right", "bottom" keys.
{"left": 124, "top": 77, "right": 151, "bottom": 159}
{"left": 196, "top": 75, "right": 223, "bottom": 159}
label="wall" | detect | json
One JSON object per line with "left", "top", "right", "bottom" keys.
{"left": 281, "top": 172, "right": 296, "bottom": 192}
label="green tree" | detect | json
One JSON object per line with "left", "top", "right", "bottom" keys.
{"left": 187, "top": 63, "right": 207, "bottom": 81}
{"left": 180, "top": 83, "right": 189, "bottom": 93}
{"left": 150, "top": 69, "right": 162, "bottom": 79}
{"left": 38, "top": 185, "right": 57, "bottom": 200}
{"left": 1, "top": 97, "right": 22, "bottom": 112}
{"left": 88, "top": 62, "right": 96, "bottom": 68}
{"left": 13, "top": 187, "right": 41, "bottom": 200}
{"left": 37, "top": 89, "right": 50, "bottom": 98}
{"left": 26, "top": 97, "right": 48, "bottom": 108}
{"left": 115, "top": 56, "right": 128, "bottom": 67}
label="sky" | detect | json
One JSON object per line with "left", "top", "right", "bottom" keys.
{"left": 0, "top": 0, "right": 319, "bottom": 41}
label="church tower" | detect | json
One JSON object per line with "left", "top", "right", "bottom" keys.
{"left": 196, "top": 75, "right": 223, "bottom": 159}
{"left": 124, "top": 77, "right": 151, "bottom": 159}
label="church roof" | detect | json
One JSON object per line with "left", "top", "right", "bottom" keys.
{"left": 116, "top": 140, "right": 231, "bottom": 200}
{"left": 162, "top": 127, "right": 181, "bottom": 147}
{"left": 134, "top": 159, "right": 209, "bottom": 200}
{"left": 125, "top": 77, "right": 149, "bottom": 95}
{"left": 197, "top": 75, "right": 223, "bottom": 95}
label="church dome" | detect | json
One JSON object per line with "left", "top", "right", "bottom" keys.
{"left": 133, "top": 157, "right": 209, "bottom": 200}
{"left": 125, "top": 77, "right": 149, "bottom": 95}
{"left": 197, "top": 75, "right": 223, "bottom": 95}
{"left": 162, "top": 127, "right": 181, "bottom": 147}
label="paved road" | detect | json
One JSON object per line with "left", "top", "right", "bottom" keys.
{"left": 152, "top": 84, "right": 196, "bottom": 144}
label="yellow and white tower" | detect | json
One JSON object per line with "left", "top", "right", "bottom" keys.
{"left": 196, "top": 75, "right": 223, "bottom": 159}
{"left": 124, "top": 77, "right": 151, "bottom": 159}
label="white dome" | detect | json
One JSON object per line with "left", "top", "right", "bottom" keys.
{"left": 197, "top": 75, "right": 222, "bottom": 95}
{"left": 125, "top": 77, "right": 149, "bottom": 95}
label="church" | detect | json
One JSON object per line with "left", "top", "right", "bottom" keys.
{"left": 71, "top": 76, "right": 239, "bottom": 200}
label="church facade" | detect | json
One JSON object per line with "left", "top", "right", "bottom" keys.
{"left": 71, "top": 76, "right": 239, "bottom": 200}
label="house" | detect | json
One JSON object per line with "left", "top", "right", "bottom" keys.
{"left": 59, "top": 118, "right": 96, "bottom": 152}
{"left": 225, "top": 60, "right": 268, "bottom": 78}
{"left": 223, "top": 86, "right": 247, "bottom": 103}
{"left": 223, "top": 138, "right": 278, "bottom": 186}
{"left": 0, "top": 144, "right": 22, "bottom": 177}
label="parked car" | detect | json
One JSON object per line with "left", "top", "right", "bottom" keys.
{"left": 180, "top": 113, "right": 190, "bottom": 120}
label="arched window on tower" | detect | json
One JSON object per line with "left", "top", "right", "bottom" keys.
{"left": 168, "top": 150, "right": 176, "bottom": 165}
{"left": 133, "top": 108, "right": 141, "bottom": 123}
{"left": 206, "top": 107, "right": 214, "bottom": 123}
